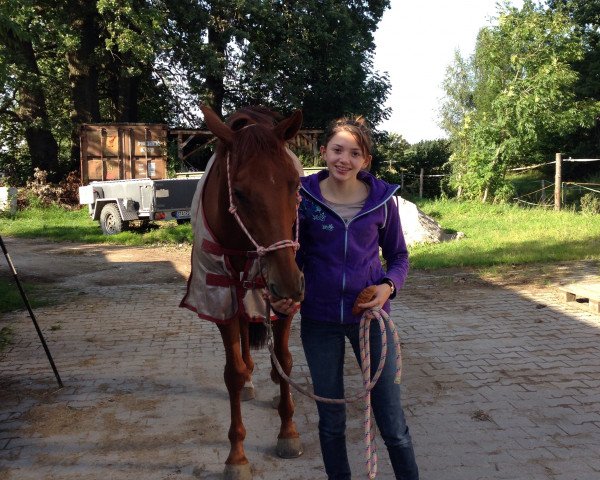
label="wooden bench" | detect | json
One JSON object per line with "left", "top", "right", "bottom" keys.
{"left": 558, "top": 282, "right": 600, "bottom": 315}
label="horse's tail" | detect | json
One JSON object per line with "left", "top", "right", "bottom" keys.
{"left": 249, "top": 322, "right": 268, "bottom": 349}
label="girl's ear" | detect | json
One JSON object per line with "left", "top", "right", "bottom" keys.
{"left": 362, "top": 154, "right": 373, "bottom": 171}
{"left": 320, "top": 145, "right": 326, "bottom": 155}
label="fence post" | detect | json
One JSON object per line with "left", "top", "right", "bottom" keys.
{"left": 419, "top": 168, "right": 424, "bottom": 199}
{"left": 541, "top": 179, "right": 546, "bottom": 205}
{"left": 554, "top": 153, "right": 562, "bottom": 211}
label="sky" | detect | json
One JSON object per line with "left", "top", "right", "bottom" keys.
{"left": 373, "top": 0, "right": 524, "bottom": 144}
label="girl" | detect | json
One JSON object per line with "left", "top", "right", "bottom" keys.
{"left": 273, "top": 116, "right": 419, "bottom": 480}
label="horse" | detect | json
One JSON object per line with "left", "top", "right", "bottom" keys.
{"left": 181, "top": 105, "right": 305, "bottom": 480}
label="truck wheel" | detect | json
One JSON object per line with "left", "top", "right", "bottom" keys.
{"left": 99, "top": 203, "right": 124, "bottom": 235}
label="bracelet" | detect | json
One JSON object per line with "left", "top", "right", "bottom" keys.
{"left": 380, "top": 278, "right": 395, "bottom": 295}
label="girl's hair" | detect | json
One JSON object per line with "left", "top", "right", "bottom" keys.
{"left": 322, "top": 115, "right": 373, "bottom": 159}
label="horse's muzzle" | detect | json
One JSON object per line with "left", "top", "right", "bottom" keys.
{"left": 269, "top": 273, "right": 304, "bottom": 302}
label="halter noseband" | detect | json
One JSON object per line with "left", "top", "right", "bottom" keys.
{"left": 225, "top": 153, "right": 300, "bottom": 257}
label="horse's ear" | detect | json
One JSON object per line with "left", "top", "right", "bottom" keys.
{"left": 201, "top": 104, "right": 233, "bottom": 144}
{"left": 274, "top": 110, "right": 303, "bottom": 141}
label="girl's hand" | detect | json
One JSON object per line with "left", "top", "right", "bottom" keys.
{"left": 269, "top": 295, "right": 300, "bottom": 316}
{"left": 356, "top": 284, "right": 393, "bottom": 312}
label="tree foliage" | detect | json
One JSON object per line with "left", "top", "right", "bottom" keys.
{"left": 546, "top": 0, "right": 600, "bottom": 162}
{"left": 441, "top": 0, "right": 600, "bottom": 201}
{"left": 373, "top": 133, "right": 450, "bottom": 198}
{"left": 0, "top": 0, "right": 391, "bottom": 184}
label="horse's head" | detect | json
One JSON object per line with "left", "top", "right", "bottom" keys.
{"left": 201, "top": 105, "right": 305, "bottom": 302}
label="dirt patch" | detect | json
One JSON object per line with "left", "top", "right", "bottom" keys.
{"left": 1, "top": 237, "right": 192, "bottom": 295}
{"left": 4, "top": 236, "right": 599, "bottom": 296}
{"left": 21, "top": 403, "right": 102, "bottom": 436}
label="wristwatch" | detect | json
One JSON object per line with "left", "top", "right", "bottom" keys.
{"left": 380, "top": 278, "right": 395, "bottom": 295}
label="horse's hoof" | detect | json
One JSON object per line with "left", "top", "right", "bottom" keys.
{"left": 223, "top": 463, "right": 252, "bottom": 480}
{"left": 276, "top": 437, "right": 303, "bottom": 458}
{"left": 241, "top": 385, "right": 255, "bottom": 401}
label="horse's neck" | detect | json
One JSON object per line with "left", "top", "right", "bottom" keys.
{"left": 203, "top": 155, "right": 253, "bottom": 272}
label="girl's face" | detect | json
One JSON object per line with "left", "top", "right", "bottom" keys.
{"left": 321, "top": 131, "right": 372, "bottom": 183}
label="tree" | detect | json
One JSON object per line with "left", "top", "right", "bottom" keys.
{"left": 372, "top": 131, "right": 410, "bottom": 173}
{"left": 0, "top": 5, "right": 60, "bottom": 181}
{"left": 439, "top": 50, "right": 475, "bottom": 139}
{"left": 162, "top": 0, "right": 391, "bottom": 126}
{"left": 546, "top": 0, "right": 600, "bottom": 163}
{"left": 442, "top": 0, "right": 600, "bottom": 200}
{"left": 62, "top": 0, "right": 102, "bottom": 166}
{"left": 0, "top": 0, "right": 392, "bottom": 184}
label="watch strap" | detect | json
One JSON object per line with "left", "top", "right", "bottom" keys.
{"left": 380, "top": 278, "right": 395, "bottom": 294}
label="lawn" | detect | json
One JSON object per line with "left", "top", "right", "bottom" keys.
{"left": 0, "top": 205, "right": 193, "bottom": 245}
{"left": 1, "top": 200, "right": 599, "bottom": 271}
{"left": 411, "top": 199, "right": 600, "bottom": 269}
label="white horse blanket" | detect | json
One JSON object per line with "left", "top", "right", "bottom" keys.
{"left": 180, "top": 154, "right": 270, "bottom": 324}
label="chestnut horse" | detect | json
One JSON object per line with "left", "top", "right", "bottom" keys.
{"left": 181, "top": 105, "right": 305, "bottom": 480}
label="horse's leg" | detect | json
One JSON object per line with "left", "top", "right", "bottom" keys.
{"left": 239, "top": 320, "right": 256, "bottom": 401}
{"left": 218, "top": 321, "right": 253, "bottom": 480}
{"left": 271, "top": 315, "right": 303, "bottom": 458}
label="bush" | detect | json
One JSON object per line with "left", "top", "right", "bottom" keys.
{"left": 580, "top": 192, "right": 600, "bottom": 215}
{"left": 17, "top": 168, "right": 81, "bottom": 210}
{"left": 494, "top": 183, "right": 517, "bottom": 204}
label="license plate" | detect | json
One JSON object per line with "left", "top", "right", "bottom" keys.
{"left": 176, "top": 210, "right": 190, "bottom": 218}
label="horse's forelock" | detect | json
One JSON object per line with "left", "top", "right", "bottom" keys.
{"left": 217, "top": 107, "right": 292, "bottom": 174}
{"left": 227, "top": 106, "right": 280, "bottom": 130}
{"left": 231, "top": 124, "right": 286, "bottom": 171}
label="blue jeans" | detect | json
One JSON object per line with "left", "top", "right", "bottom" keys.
{"left": 301, "top": 317, "right": 419, "bottom": 480}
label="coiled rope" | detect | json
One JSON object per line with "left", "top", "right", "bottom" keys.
{"left": 264, "top": 302, "right": 402, "bottom": 479}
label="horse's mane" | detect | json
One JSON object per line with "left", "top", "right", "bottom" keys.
{"left": 218, "top": 106, "right": 288, "bottom": 169}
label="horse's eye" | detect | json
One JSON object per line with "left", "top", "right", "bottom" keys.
{"left": 233, "top": 189, "right": 247, "bottom": 203}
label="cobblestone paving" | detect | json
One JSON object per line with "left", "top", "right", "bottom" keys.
{"left": 1, "top": 253, "right": 600, "bottom": 479}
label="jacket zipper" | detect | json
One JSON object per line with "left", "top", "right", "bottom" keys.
{"left": 301, "top": 186, "right": 399, "bottom": 323}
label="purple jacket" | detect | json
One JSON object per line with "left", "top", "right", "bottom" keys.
{"left": 297, "top": 170, "right": 409, "bottom": 324}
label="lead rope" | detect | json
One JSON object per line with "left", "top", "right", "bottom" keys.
{"left": 264, "top": 300, "right": 402, "bottom": 479}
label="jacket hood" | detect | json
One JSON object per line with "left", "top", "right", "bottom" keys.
{"left": 301, "top": 169, "right": 399, "bottom": 209}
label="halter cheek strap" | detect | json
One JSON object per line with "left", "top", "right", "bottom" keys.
{"left": 226, "top": 154, "right": 300, "bottom": 256}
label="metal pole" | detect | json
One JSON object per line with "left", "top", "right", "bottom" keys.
{"left": 0, "top": 235, "right": 63, "bottom": 388}
{"left": 419, "top": 168, "right": 424, "bottom": 199}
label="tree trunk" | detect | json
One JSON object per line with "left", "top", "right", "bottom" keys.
{"left": 118, "top": 74, "right": 140, "bottom": 122}
{"left": 66, "top": 0, "right": 102, "bottom": 172}
{"left": 205, "top": 26, "right": 227, "bottom": 117}
{"left": 2, "top": 26, "right": 60, "bottom": 180}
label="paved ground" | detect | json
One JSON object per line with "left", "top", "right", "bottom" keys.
{"left": 1, "top": 238, "right": 600, "bottom": 479}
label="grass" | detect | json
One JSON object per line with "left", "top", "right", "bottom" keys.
{"left": 410, "top": 199, "right": 600, "bottom": 270}
{"left": 1, "top": 200, "right": 599, "bottom": 272}
{"left": 0, "top": 326, "right": 13, "bottom": 353}
{"left": 0, "top": 205, "right": 193, "bottom": 245}
{"left": 0, "top": 277, "right": 54, "bottom": 313}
